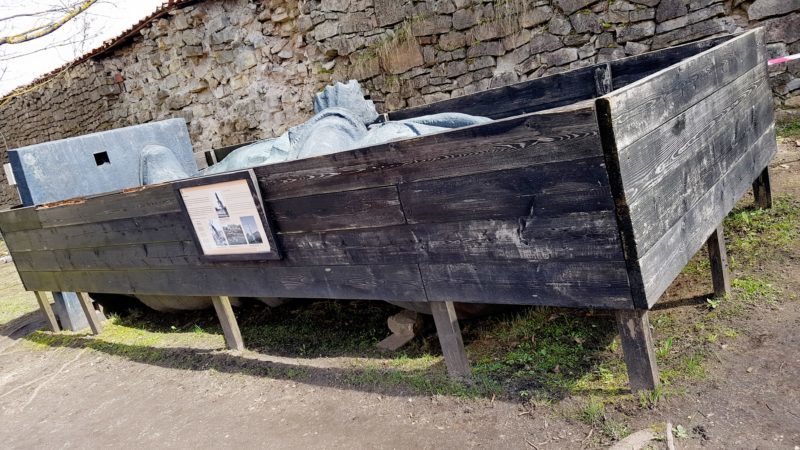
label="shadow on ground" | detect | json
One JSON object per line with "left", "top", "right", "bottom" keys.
{"left": 19, "top": 298, "right": 640, "bottom": 401}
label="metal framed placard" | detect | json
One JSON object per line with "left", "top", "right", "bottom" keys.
{"left": 174, "top": 170, "right": 280, "bottom": 261}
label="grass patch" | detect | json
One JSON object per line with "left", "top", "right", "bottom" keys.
{"left": 0, "top": 246, "right": 39, "bottom": 326}
{"left": 731, "top": 277, "right": 780, "bottom": 306}
{"left": 345, "top": 363, "right": 503, "bottom": 397}
{"left": 468, "top": 308, "right": 620, "bottom": 399}
{"left": 575, "top": 396, "right": 631, "bottom": 441}
{"left": 777, "top": 117, "right": 800, "bottom": 138}
{"left": 724, "top": 196, "right": 800, "bottom": 268}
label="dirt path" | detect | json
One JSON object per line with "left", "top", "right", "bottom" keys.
{"left": 0, "top": 141, "right": 799, "bottom": 449}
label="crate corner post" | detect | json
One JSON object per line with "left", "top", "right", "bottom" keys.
{"left": 615, "top": 308, "right": 660, "bottom": 393}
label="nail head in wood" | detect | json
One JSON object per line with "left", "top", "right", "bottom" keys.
{"left": 211, "top": 296, "right": 244, "bottom": 351}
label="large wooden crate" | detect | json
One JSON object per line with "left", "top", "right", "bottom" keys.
{"left": 0, "top": 29, "right": 776, "bottom": 390}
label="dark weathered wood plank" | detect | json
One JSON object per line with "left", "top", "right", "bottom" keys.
{"left": 212, "top": 296, "right": 244, "bottom": 351}
{"left": 706, "top": 226, "right": 731, "bottom": 298}
{"left": 0, "top": 206, "right": 41, "bottom": 233}
{"left": 615, "top": 309, "right": 659, "bottom": 392}
{"left": 3, "top": 213, "right": 192, "bottom": 253}
{"left": 34, "top": 291, "right": 60, "bottom": 332}
{"left": 11, "top": 210, "right": 624, "bottom": 272}
{"left": 752, "top": 166, "right": 772, "bottom": 209}
{"left": 625, "top": 68, "right": 774, "bottom": 253}
{"left": 254, "top": 107, "right": 602, "bottom": 201}
{"left": 36, "top": 184, "right": 180, "bottom": 230}
{"left": 620, "top": 63, "right": 769, "bottom": 205}
{"left": 76, "top": 292, "right": 102, "bottom": 335}
{"left": 638, "top": 125, "right": 777, "bottom": 304}
{"left": 388, "top": 66, "right": 600, "bottom": 120}
{"left": 270, "top": 186, "right": 406, "bottom": 233}
{"left": 420, "top": 261, "right": 633, "bottom": 309}
{"left": 604, "top": 29, "right": 763, "bottom": 149}
{"left": 430, "top": 301, "right": 471, "bottom": 379}
{"left": 398, "top": 158, "right": 611, "bottom": 224}
{"left": 18, "top": 264, "right": 428, "bottom": 302}
{"left": 608, "top": 35, "right": 732, "bottom": 89}
{"left": 594, "top": 64, "right": 613, "bottom": 96}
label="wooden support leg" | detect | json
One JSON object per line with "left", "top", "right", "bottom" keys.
{"left": 75, "top": 292, "right": 103, "bottom": 335}
{"left": 211, "top": 296, "right": 244, "bottom": 351}
{"left": 752, "top": 166, "right": 772, "bottom": 209}
{"left": 615, "top": 309, "right": 659, "bottom": 393}
{"left": 706, "top": 226, "right": 731, "bottom": 298}
{"left": 34, "top": 291, "right": 60, "bottom": 332}
{"left": 430, "top": 301, "right": 471, "bottom": 379}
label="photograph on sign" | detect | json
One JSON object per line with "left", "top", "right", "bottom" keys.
{"left": 179, "top": 179, "right": 272, "bottom": 256}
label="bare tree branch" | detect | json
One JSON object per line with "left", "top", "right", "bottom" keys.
{"left": 0, "top": 29, "right": 103, "bottom": 62}
{"left": 0, "top": 0, "right": 97, "bottom": 46}
{"left": 0, "top": 8, "right": 67, "bottom": 24}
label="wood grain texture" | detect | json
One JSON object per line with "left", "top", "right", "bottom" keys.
{"left": 269, "top": 186, "right": 405, "bottom": 233}
{"left": 18, "top": 264, "right": 429, "bottom": 301}
{"left": 388, "top": 66, "right": 600, "bottom": 120}
{"left": 11, "top": 211, "right": 623, "bottom": 272}
{"left": 625, "top": 66, "right": 774, "bottom": 254}
{"left": 430, "top": 301, "right": 471, "bottom": 378}
{"left": 2, "top": 212, "right": 191, "bottom": 253}
{"left": 599, "top": 28, "right": 776, "bottom": 308}
{"left": 420, "top": 261, "right": 633, "bottom": 309}
{"left": 615, "top": 309, "right": 659, "bottom": 392}
{"left": 36, "top": 185, "right": 180, "bottom": 230}
{"left": 398, "top": 158, "right": 612, "bottom": 224}
{"left": 212, "top": 296, "right": 244, "bottom": 351}
{"left": 638, "top": 125, "right": 777, "bottom": 305}
{"left": 253, "top": 107, "right": 602, "bottom": 201}
{"left": 0, "top": 207, "right": 40, "bottom": 233}
{"left": 706, "top": 226, "right": 731, "bottom": 298}
{"left": 608, "top": 35, "right": 732, "bottom": 89}
{"left": 604, "top": 29, "right": 763, "bottom": 150}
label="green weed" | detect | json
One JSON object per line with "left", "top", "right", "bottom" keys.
{"left": 731, "top": 277, "right": 780, "bottom": 306}
{"left": 638, "top": 385, "right": 666, "bottom": 409}
{"left": 580, "top": 397, "right": 606, "bottom": 427}
{"left": 776, "top": 118, "right": 800, "bottom": 138}
{"left": 656, "top": 337, "right": 673, "bottom": 360}
{"left": 724, "top": 197, "right": 800, "bottom": 268}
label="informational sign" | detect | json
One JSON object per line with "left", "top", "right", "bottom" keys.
{"left": 175, "top": 171, "right": 280, "bottom": 260}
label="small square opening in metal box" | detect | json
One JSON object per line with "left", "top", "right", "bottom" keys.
{"left": 93, "top": 151, "right": 110, "bottom": 166}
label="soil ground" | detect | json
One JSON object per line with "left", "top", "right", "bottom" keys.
{"left": 1, "top": 138, "right": 799, "bottom": 449}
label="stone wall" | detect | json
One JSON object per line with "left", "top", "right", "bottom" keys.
{"left": 0, "top": 0, "right": 798, "bottom": 208}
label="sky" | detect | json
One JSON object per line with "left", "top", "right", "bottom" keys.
{"left": 0, "top": 0, "right": 164, "bottom": 96}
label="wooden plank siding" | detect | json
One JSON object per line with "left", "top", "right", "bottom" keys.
{"left": 1, "top": 102, "right": 635, "bottom": 309}
{"left": 597, "top": 28, "right": 777, "bottom": 308}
